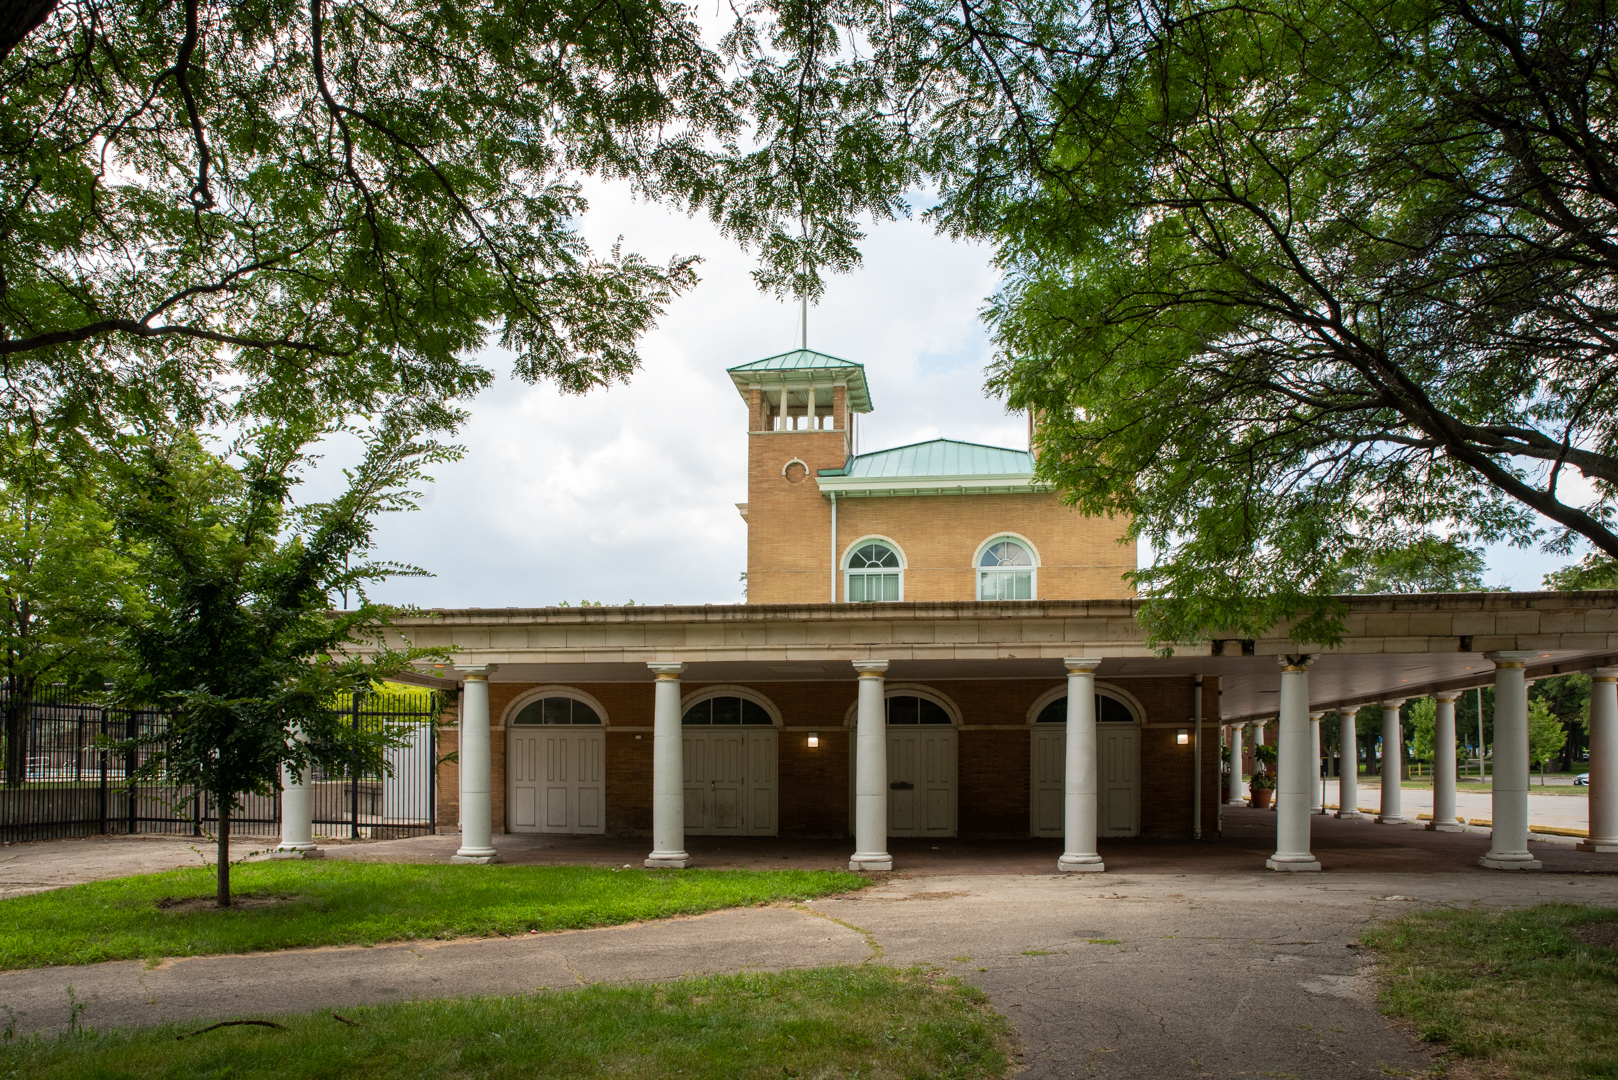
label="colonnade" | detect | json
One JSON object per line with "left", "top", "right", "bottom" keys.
{"left": 277, "top": 657, "right": 1618, "bottom": 873}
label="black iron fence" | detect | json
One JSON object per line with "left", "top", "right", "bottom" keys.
{"left": 0, "top": 685, "right": 439, "bottom": 843}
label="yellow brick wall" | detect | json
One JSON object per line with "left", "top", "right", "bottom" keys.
{"left": 744, "top": 430, "right": 1136, "bottom": 603}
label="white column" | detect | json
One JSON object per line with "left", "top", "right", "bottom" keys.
{"left": 807, "top": 381, "right": 816, "bottom": 428}
{"left": 1059, "top": 657, "right": 1105, "bottom": 872}
{"left": 1268, "top": 658, "right": 1321, "bottom": 872}
{"left": 849, "top": 661, "right": 893, "bottom": 871}
{"left": 1430, "top": 692, "right": 1463, "bottom": 832}
{"left": 1480, "top": 651, "right": 1541, "bottom": 869}
{"left": 1309, "top": 711, "right": 1324, "bottom": 814}
{"left": 646, "top": 663, "right": 691, "bottom": 868}
{"left": 1376, "top": 699, "right": 1408, "bottom": 824}
{"left": 1227, "top": 723, "right": 1245, "bottom": 804}
{"left": 273, "top": 727, "right": 321, "bottom": 859}
{"left": 452, "top": 666, "right": 499, "bottom": 863}
{"left": 1580, "top": 667, "right": 1618, "bottom": 853}
{"left": 1337, "top": 708, "right": 1362, "bottom": 819}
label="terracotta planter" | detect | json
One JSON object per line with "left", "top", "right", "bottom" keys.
{"left": 1220, "top": 783, "right": 1230, "bottom": 804}
{"left": 1251, "top": 788, "right": 1273, "bottom": 809}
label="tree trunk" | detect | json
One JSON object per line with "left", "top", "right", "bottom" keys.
{"left": 3, "top": 697, "right": 31, "bottom": 787}
{"left": 216, "top": 799, "right": 231, "bottom": 907}
{"left": 0, "top": 0, "right": 57, "bottom": 63}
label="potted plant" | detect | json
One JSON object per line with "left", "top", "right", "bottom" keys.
{"left": 1250, "top": 743, "right": 1279, "bottom": 808}
{"left": 1220, "top": 744, "right": 1232, "bottom": 803}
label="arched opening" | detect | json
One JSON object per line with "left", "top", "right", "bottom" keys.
{"left": 844, "top": 538, "right": 904, "bottom": 602}
{"left": 680, "top": 687, "right": 779, "bottom": 836}
{"left": 1028, "top": 687, "right": 1142, "bottom": 838}
{"left": 504, "top": 689, "right": 607, "bottom": 835}
{"left": 976, "top": 536, "right": 1037, "bottom": 600}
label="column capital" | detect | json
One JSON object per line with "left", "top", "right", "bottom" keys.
{"left": 1308, "top": 711, "right": 1325, "bottom": 720}
{"left": 1592, "top": 666, "right": 1618, "bottom": 681}
{"left": 1379, "top": 698, "right": 1406, "bottom": 709}
{"left": 1063, "top": 656, "right": 1103, "bottom": 673}
{"left": 647, "top": 662, "right": 686, "bottom": 678}
{"left": 852, "top": 660, "right": 890, "bottom": 676}
{"left": 1278, "top": 654, "right": 1313, "bottom": 671}
{"left": 458, "top": 665, "right": 497, "bottom": 680}
{"left": 1434, "top": 690, "right": 1463, "bottom": 702}
{"left": 1486, "top": 649, "right": 1539, "bottom": 667}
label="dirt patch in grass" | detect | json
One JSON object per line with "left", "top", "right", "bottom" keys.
{"left": 1568, "top": 919, "right": 1618, "bottom": 951}
{"left": 156, "top": 893, "right": 301, "bottom": 914}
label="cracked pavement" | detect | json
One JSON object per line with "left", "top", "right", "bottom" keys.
{"left": 6, "top": 870, "right": 1618, "bottom": 1078}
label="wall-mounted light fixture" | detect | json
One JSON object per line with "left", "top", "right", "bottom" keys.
{"left": 807, "top": 732, "right": 820, "bottom": 748}
{"left": 1176, "top": 728, "right": 1190, "bottom": 745}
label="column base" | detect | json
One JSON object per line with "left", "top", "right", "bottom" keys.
{"left": 848, "top": 853, "right": 893, "bottom": 872}
{"left": 271, "top": 846, "right": 323, "bottom": 860}
{"left": 1266, "top": 855, "right": 1322, "bottom": 872}
{"left": 645, "top": 851, "right": 692, "bottom": 869}
{"left": 1426, "top": 821, "right": 1464, "bottom": 833}
{"left": 1479, "top": 852, "right": 1542, "bottom": 870}
{"left": 1335, "top": 809, "right": 1364, "bottom": 820}
{"left": 1577, "top": 839, "right": 1618, "bottom": 853}
{"left": 1057, "top": 853, "right": 1105, "bottom": 873}
{"left": 1375, "top": 815, "right": 1409, "bottom": 825}
{"left": 453, "top": 848, "right": 500, "bottom": 864}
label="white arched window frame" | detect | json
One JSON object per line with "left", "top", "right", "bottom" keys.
{"left": 500, "top": 685, "right": 612, "bottom": 727}
{"left": 842, "top": 535, "right": 905, "bottom": 603}
{"left": 841, "top": 684, "right": 963, "bottom": 727}
{"left": 1025, "top": 682, "right": 1145, "bottom": 726}
{"left": 678, "top": 685, "right": 784, "bottom": 727}
{"left": 975, "top": 533, "right": 1039, "bottom": 601}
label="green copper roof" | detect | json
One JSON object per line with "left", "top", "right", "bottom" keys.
{"left": 845, "top": 439, "right": 1034, "bottom": 478}
{"left": 727, "top": 349, "right": 872, "bottom": 413}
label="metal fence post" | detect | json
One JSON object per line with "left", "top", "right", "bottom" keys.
{"left": 99, "top": 706, "right": 109, "bottom": 834}
{"left": 126, "top": 710, "right": 138, "bottom": 835}
{"left": 428, "top": 706, "right": 437, "bottom": 836}
{"left": 350, "top": 693, "right": 361, "bottom": 840}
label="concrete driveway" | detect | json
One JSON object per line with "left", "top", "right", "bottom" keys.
{"left": 6, "top": 868, "right": 1618, "bottom": 1078}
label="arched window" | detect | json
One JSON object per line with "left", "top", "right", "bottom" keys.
{"left": 1035, "top": 694, "right": 1136, "bottom": 725}
{"left": 683, "top": 696, "right": 774, "bottom": 725}
{"left": 978, "top": 538, "right": 1035, "bottom": 600}
{"left": 512, "top": 697, "right": 603, "bottom": 725}
{"left": 887, "top": 695, "right": 954, "bottom": 724}
{"left": 846, "top": 540, "right": 903, "bottom": 602}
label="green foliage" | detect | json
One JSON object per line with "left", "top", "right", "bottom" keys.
{"left": 0, "top": 861, "right": 867, "bottom": 969}
{"left": 1365, "top": 904, "right": 1618, "bottom": 1077}
{"left": 1249, "top": 770, "right": 1277, "bottom": 791}
{"left": 1528, "top": 699, "right": 1568, "bottom": 768}
{"left": 0, "top": 966, "right": 1010, "bottom": 1080}
{"left": 0, "top": 433, "right": 145, "bottom": 784}
{"left": 1544, "top": 556, "right": 1618, "bottom": 591}
{"left": 110, "top": 410, "right": 456, "bottom": 905}
{"left": 1337, "top": 539, "right": 1486, "bottom": 595}
{"left": 967, "top": 0, "right": 1618, "bottom": 644}
{"left": 1253, "top": 742, "right": 1278, "bottom": 769}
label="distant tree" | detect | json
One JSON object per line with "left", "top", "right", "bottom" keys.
{"left": 0, "top": 434, "right": 144, "bottom": 785}
{"left": 113, "top": 409, "right": 451, "bottom": 906}
{"left": 1337, "top": 539, "right": 1486, "bottom": 595}
{"left": 1529, "top": 674, "right": 1591, "bottom": 770}
{"left": 1544, "top": 558, "right": 1618, "bottom": 591}
{"left": 1527, "top": 699, "right": 1568, "bottom": 780}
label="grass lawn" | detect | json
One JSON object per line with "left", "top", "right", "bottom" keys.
{"left": 1364, "top": 903, "right": 1618, "bottom": 1079}
{"left": 0, "top": 862, "right": 865, "bottom": 970}
{"left": 1394, "top": 779, "right": 1588, "bottom": 796}
{"left": 0, "top": 966, "right": 1009, "bottom": 1080}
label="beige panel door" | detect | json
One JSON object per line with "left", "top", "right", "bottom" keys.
{"left": 1029, "top": 727, "right": 1065, "bottom": 836}
{"left": 887, "top": 728, "right": 956, "bottom": 837}
{"left": 1099, "top": 726, "right": 1140, "bottom": 837}
{"left": 684, "top": 728, "right": 779, "bottom": 836}
{"left": 508, "top": 727, "right": 604, "bottom": 835}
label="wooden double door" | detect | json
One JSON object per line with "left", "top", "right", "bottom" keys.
{"left": 1029, "top": 724, "right": 1140, "bottom": 837}
{"left": 508, "top": 728, "right": 604, "bottom": 834}
{"left": 682, "top": 728, "right": 778, "bottom": 835}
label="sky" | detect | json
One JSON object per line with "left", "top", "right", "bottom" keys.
{"left": 334, "top": 180, "right": 1576, "bottom": 610}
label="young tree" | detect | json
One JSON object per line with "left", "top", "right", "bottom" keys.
{"left": 1527, "top": 699, "right": 1569, "bottom": 782}
{"left": 1529, "top": 674, "right": 1591, "bottom": 770}
{"left": 1, "top": 434, "right": 144, "bottom": 785}
{"left": 114, "top": 407, "right": 452, "bottom": 905}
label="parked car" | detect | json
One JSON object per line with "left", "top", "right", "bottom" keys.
{"left": 1575, "top": 773, "right": 1590, "bottom": 786}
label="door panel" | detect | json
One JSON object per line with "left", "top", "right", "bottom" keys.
{"left": 886, "top": 728, "right": 956, "bottom": 837}
{"left": 1030, "top": 728, "right": 1064, "bottom": 835}
{"left": 507, "top": 726, "right": 605, "bottom": 835}
{"left": 682, "top": 727, "right": 779, "bottom": 836}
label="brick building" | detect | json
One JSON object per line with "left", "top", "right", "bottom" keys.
{"left": 320, "top": 347, "right": 1618, "bottom": 875}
